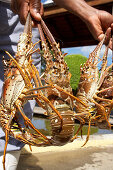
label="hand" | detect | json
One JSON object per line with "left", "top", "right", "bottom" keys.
{"left": 53, "top": 0, "right": 113, "bottom": 49}
{"left": 11, "top": 0, "right": 44, "bottom": 26}
{"left": 85, "top": 9, "right": 113, "bottom": 49}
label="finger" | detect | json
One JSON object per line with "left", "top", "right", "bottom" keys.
{"left": 111, "top": 23, "right": 113, "bottom": 31}
{"left": 11, "top": 0, "right": 29, "bottom": 25}
{"left": 98, "top": 33, "right": 105, "bottom": 42}
{"left": 104, "top": 27, "right": 111, "bottom": 45}
{"left": 19, "top": 4, "right": 29, "bottom": 25}
{"left": 11, "top": 0, "right": 19, "bottom": 14}
{"left": 30, "top": 0, "right": 42, "bottom": 21}
{"left": 98, "top": 28, "right": 111, "bottom": 44}
{"left": 108, "top": 38, "right": 112, "bottom": 50}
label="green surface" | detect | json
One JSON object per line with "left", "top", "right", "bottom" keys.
{"left": 74, "top": 124, "right": 98, "bottom": 136}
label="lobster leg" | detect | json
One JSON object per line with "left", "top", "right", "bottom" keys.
{"left": 92, "top": 99, "right": 111, "bottom": 128}
{"left": 26, "top": 60, "right": 50, "bottom": 110}
{"left": 71, "top": 123, "right": 84, "bottom": 142}
{"left": 25, "top": 64, "right": 49, "bottom": 110}
{"left": 82, "top": 117, "right": 91, "bottom": 147}
{"left": 15, "top": 103, "right": 50, "bottom": 143}
{"left": 94, "top": 94, "right": 112, "bottom": 103}
{"left": 97, "top": 85, "right": 113, "bottom": 95}
{"left": 52, "top": 85, "right": 87, "bottom": 107}
{"left": 3, "top": 111, "right": 15, "bottom": 170}
{"left": 98, "top": 63, "right": 113, "bottom": 88}
{"left": 71, "top": 112, "right": 89, "bottom": 142}
{"left": 23, "top": 93, "right": 63, "bottom": 121}
{"left": 25, "top": 85, "right": 87, "bottom": 107}
{"left": 31, "top": 64, "right": 43, "bottom": 87}
{"left": 26, "top": 63, "right": 40, "bottom": 88}
{"left": 27, "top": 40, "right": 41, "bottom": 56}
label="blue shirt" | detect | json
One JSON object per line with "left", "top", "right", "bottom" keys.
{"left": 0, "top": 2, "right": 41, "bottom": 152}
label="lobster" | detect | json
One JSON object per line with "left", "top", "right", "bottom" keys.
{"left": 25, "top": 18, "right": 86, "bottom": 145}
{"left": 71, "top": 30, "right": 113, "bottom": 146}
{"left": 37, "top": 20, "right": 77, "bottom": 145}
{"left": 0, "top": 13, "right": 52, "bottom": 170}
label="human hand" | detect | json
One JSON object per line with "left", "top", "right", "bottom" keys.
{"left": 11, "top": 0, "right": 44, "bottom": 26}
{"left": 53, "top": 0, "right": 113, "bottom": 49}
{"left": 84, "top": 9, "right": 113, "bottom": 49}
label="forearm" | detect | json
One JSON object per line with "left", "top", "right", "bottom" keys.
{"left": 53, "top": 0, "right": 97, "bottom": 23}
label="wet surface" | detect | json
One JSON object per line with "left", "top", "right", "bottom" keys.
{"left": 32, "top": 116, "right": 113, "bottom": 136}
{"left": 32, "top": 117, "right": 46, "bottom": 130}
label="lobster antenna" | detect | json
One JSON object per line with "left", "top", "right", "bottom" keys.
{"left": 24, "top": 12, "right": 32, "bottom": 34}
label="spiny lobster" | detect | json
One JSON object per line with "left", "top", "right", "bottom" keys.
{"left": 24, "top": 17, "right": 86, "bottom": 146}
{"left": 0, "top": 13, "right": 51, "bottom": 170}
{"left": 71, "top": 31, "right": 113, "bottom": 146}
{"left": 36, "top": 19, "right": 86, "bottom": 145}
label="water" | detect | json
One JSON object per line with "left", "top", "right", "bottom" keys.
{"left": 97, "top": 129, "right": 113, "bottom": 134}
{"left": 32, "top": 116, "right": 113, "bottom": 135}
{"left": 32, "top": 117, "right": 47, "bottom": 130}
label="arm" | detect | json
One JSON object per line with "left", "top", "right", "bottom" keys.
{"left": 54, "top": 0, "right": 113, "bottom": 48}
